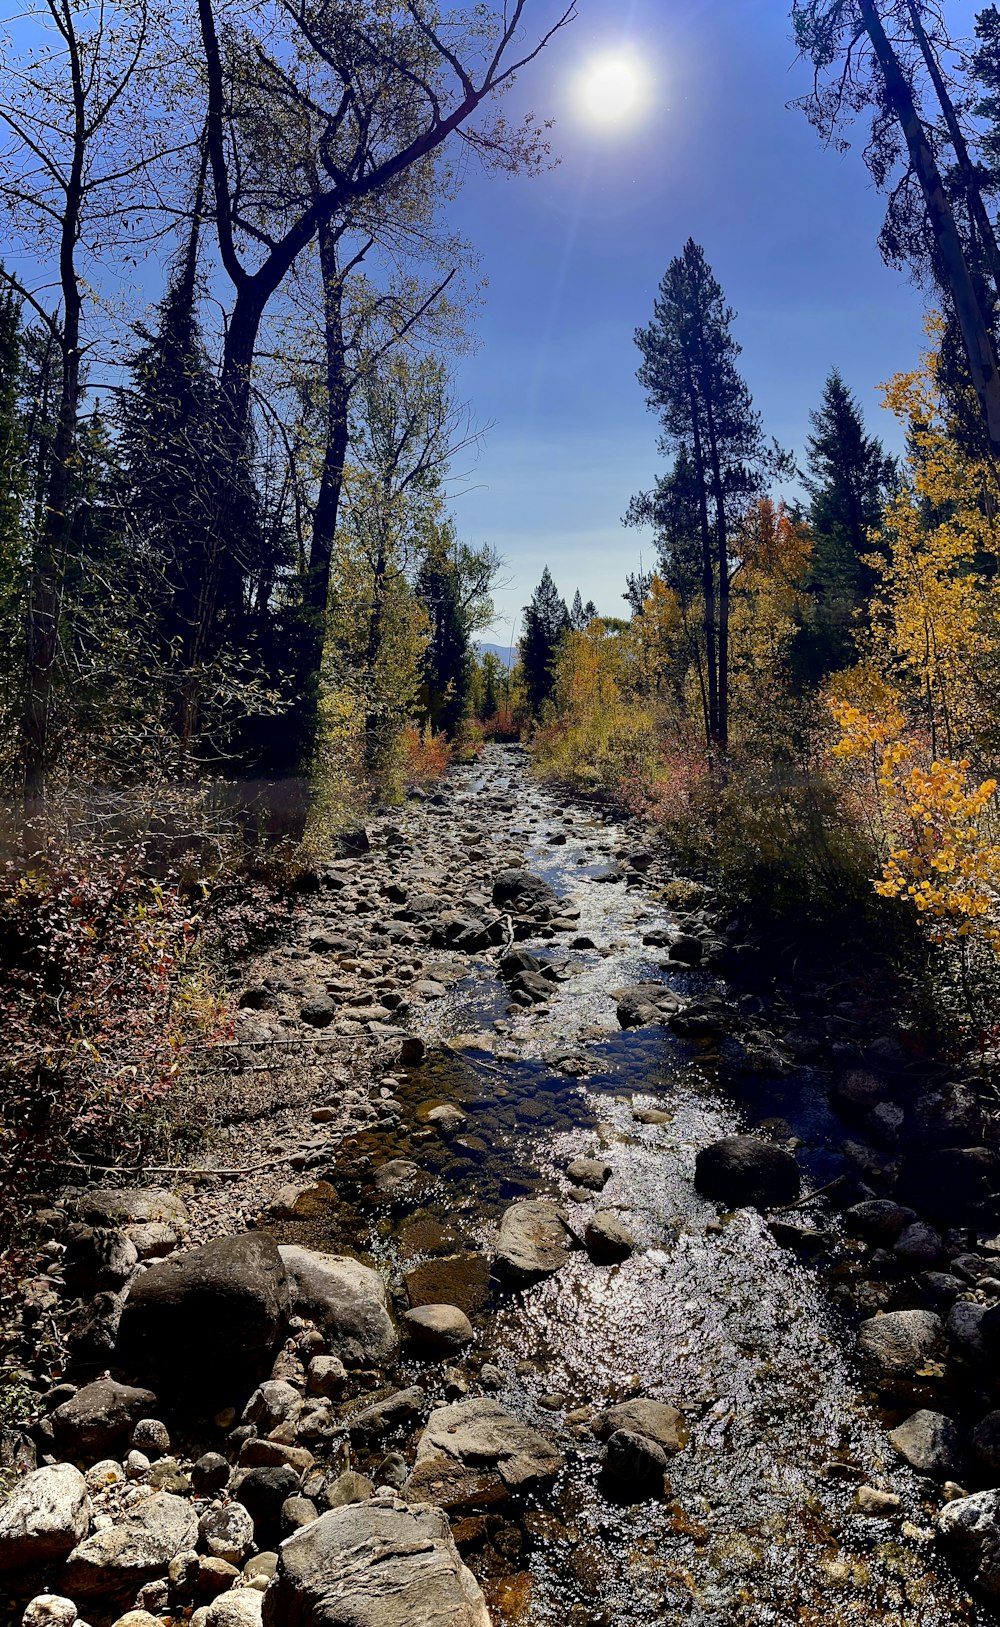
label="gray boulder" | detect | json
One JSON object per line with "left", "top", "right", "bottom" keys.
{"left": 492, "top": 869, "right": 557, "bottom": 919}
{"left": 584, "top": 1211, "right": 635, "bottom": 1264}
{"left": 888, "top": 1409, "right": 963, "bottom": 1480}
{"left": 116, "top": 1233, "right": 290, "bottom": 1396}
{"left": 565, "top": 1158, "right": 611, "bottom": 1191}
{"left": 592, "top": 1399, "right": 686, "bottom": 1453}
{"left": 948, "top": 1300, "right": 991, "bottom": 1362}
{"left": 694, "top": 1136, "right": 800, "bottom": 1209}
{"left": 495, "top": 1201, "right": 575, "bottom": 1285}
{"left": 0, "top": 1463, "right": 90, "bottom": 1571}
{"left": 603, "top": 1429, "right": 668, "bottom": 1488}
{"left": 278, "top": 1246, "right": 397, "bottom": 1367}
{"left": 198, "top": 1502, "right": 255, "bottom": 1564}
{"left": 206, "top": 1594, "right": 264, "bottom": 1626}
{"left": 856, "top": 1309, "right": 944, "bottom": 1379}
{"left": 345, "top": 1387, "right": 424, "bottom": 1447}
{"left": 406, "top": 1397, "right": 563, "bottom": 1501}
{"left": 262, "top": 1494, "right": 491, "bottom": 1626}
{"left": 64, "top": 1490, "right": 197, "bottom": 1595}
{"left": 614, "top": 984, "right": 686, "bottom": 1029}
{"left": 402, "top": 1305, "right": 474, "bottom": 1354}
{"left": 939, "top": 1489, "right": 1000, "bottom": 1598}
{"left": 51, "top": 1380, "right": 157, "bottom": 1458}
{"left": 75, "top": 1187, "right": 189, "bottom": 1238}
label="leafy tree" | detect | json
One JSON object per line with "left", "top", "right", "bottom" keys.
{"left": 634, "top": 240, "right": 783, "bottom": 750}
{"left": 0, "top": 286, "right": 25, "bottom": 777}
{"left": 520, "top": 566, "right": 569, "bottom": 714}
{"left": 792, "top": 369, "right": 896, "bottom": 681}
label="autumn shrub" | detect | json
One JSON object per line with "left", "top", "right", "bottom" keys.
{"left": 481, "top": 707, "right": 524, "bottom": 742}
{"left": 401, "top": 722, "right": 452, "bottom": 786}
{"left": 0, "top": 826, "right": 231, "bottom": 1274}
{"left": 533, "top": 697, "right": 660, "bottom": 792}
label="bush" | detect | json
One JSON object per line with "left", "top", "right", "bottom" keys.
{"left": 401, "top": 722, "right": 452, "bottom": 786}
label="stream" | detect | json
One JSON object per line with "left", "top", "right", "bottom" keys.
{"left": 264, "top": 744, "right": 985, "bottom": 1626}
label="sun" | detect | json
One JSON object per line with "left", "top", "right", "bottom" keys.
{"left": 575, "top": 52, "right": 650, "bottom": 128}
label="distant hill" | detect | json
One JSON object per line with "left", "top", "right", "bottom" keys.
{"left": 476, "top": 641, "right": 517, "bottom": 668}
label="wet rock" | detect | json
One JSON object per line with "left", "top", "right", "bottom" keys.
{"left": 65, "top": 1490, "right": 197, "bottom": 1596}
{"left": 116, "top": 1233, "right": 290, "bottom": 1397}
{"left": 592, "top": 1399, "right": 685, "bottom": 1453}
{"left": 844, "top": 1200, "right": 916, "bottom": 1246}
{"left": 492, "top": 869, "right": 558, "bottom": 918}
{"left": 854, "top": 1486, "right": 901, "bottom": 1517}
{"left": 199, "top": 1503, "right": 255, "bottom": 1565}
{"left": 373, "top": 1159, "right": 424, "bottom": 1197}
{"left": 346, "top": 1386, "right": 425, "bottom": 1446}
{"left": 694, "top": 1136, "right": 800, "bottom": 1209}
{"left": 584, "top": 1211, "right": 635, "bottom": 1264}
{"left": 888, "top": 1410, "right": 964, "bottom": 1480}
{"left": 614, "top": 984, "right": 685, "bottom": 1029}
{"left": 856, "top": 1309, "right": 944, "bottom": 1379}
{"left": 565, "top": 1158, "right": 611, "bottom": 1191}
{"left": 278, "top": 1245, "right": 397, "bottom": 1367}
{"left": 939, "top": 1489, "right": 1000, "bottom": 1597}
{"left": 403, "top": 1305, "right": 475, "bottom": 1354}
{"left": 262, "top": 1495, "right": 491, "bottom": 1627}
{"left": 51, "top": 1380, "right": 158, "bottom": 1458}
{"left": 667, "top": 932, "right": 702, "bottom": 964}
{"left": 602, "top": 1429, "right": 668, "bottom": 1489}
{"left": 0, "top": 1463, "right": 90, "bottom": 1571}
{"left": 589, "top": 863, "right": 624, "bottom": 884}
{"left": 917, "top": 1271, "right": 964, "bottom": 1312}
{"left": 404, "top": 1255, "right": 491, "bottom": 1316}
{"left": 832, "top": 1071, "right": 888, "bottom": 1113}
{"left": 407, "top": 1397, "right": 563, "bottom": 1501}
{"left": 495, "top": 1200, "right": 576, "bottom": 1285}
{"left": 426, "top": 1104, "right": 467, "bottom": 1136}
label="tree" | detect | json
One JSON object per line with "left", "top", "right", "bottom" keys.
{"left": 792, "top": 368, "right": 896, "bottom": 680}
{"left": 634, "top": 240, "right": 781, "bottom": 751}
{"left": 792, "top": 0, "right": 1000, "bottom": 454}
{"left": 0, "top": 286, "right": 25, "bottom": 777}
{"left": 520, "top": 566, "right": 569, "bottom": 713}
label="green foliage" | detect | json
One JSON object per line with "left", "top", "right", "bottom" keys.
{"left": 520, "top": 566, "right": 569, "bottom": 714}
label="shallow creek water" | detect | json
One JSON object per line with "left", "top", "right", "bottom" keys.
{"left": 273, "top": 749, "right": 987, "bottom": 1626}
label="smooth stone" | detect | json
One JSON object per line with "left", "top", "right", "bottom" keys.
{"left": 888, "top": 1410, "right": 963, "bottom": 1480}
{"left": 856, "top": 1310, "right": 944, "bottom": 1379}
{"left": 939, "top": 1489, "right": 1000, "bottom": 1597}
{"left": 592, "top": 1399, "right": 685, "bottom": 1453}
{"left": 278, "top": 1245, "right": 398, "bottom": 1367}
{"left": 694, "top": 1136, "right": 800, "bottom": 1209}
{"left": 565, "top": 1158, "right": 611, "bottom": 1190}
{"left": 22, "top": 1600, "right": 78, "bottom": 1627}
{"left": 495, "top": 1200, "right": 575, "bottom": 1285}
{"left": 51, "top": 1380, "right": 157, "bottom": 1457}
{"left": 603, "top": 1429, "right": 668, "bottom": 1488}
{"left": 584, "top": 1211, "right": 635, "bottom": 1264}
{"left": 403, "top": 1305, "right": 475, "bottom": 1354}
{"left": 199, "top": 1502, "right": 255, "bottom": 1565}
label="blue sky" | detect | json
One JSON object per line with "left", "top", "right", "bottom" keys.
{"left": 445, "top": 0, "right": 933, "bottom": 643}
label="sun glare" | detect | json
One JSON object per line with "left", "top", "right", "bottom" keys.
{"left": 576, "top": 53, "right": 650, "bottom": 128}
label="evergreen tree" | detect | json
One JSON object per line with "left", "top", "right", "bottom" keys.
{"left": 480, "top": 651, "right": 502, "bottom": 718}
{"left": 520, "top": 566, "right": 569, "bottom": 714}
{"left": 0, "top": 285, "right": 25, "bottom": 771}
{"left": 569, "top": 590, "right": 597, "bottom": 629}
{"left": 792, "top": 368, "right": 896, "bottom": 682}
{"left": 634, "top": 240, "right": 780, "bottom": 748}
{"left": 417, "top": 544, "right": 470, "bottom": 734}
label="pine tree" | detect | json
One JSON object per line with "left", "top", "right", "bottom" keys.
{"left": 792, "top": 368, "right": 896, "bottom": 682}
{"left": 520, "top": 566, "right": 569, "bottom": 714}
{"left": 417, "top": 545, "right": 470, "bottom": 735}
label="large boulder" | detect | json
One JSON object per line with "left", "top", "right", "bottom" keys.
{"left": 613, "top": 984, "right": 686, "bottom": 1030}
{"left": 856, "top": 1309, "right": 944, "bottom": 1381}
{"left": 75, "top": 1187, "right": 190, "bottom": 1239}
{"left": 0, "top": 1464, "right": 90, "bottom": 1571}
{"left": 694, "top": 1136, "right": 800, "bottom": 1209}
{"left": 939, "top": 1489, "right": 1000, "bottom": 1598}
{"left": 116, "top": 1233, "right": 290, "bottom": 1396}
{"left": 405, "top": 1397, "right": 563, "bottom": 1510}
{"left": 495, "top": 1201, "right": 575, "bottom": 1285}
{"left": 51, "top": 1380, "right": 157, "bottom": 1459}
{"left": 64, "top": 1490, "right": 197, "bottom": 1596}
{"left": 262, "top": 1494, "right": 491, "bottom": 1626}
{"left": 278, "top": 1247, "right": 397, "bottom": 1367}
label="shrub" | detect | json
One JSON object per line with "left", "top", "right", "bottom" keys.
{"left": 401, "top": 722, "right": 452, "bottom": 787}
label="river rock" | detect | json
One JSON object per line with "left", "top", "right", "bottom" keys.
{"left": 237, "top": 1467, "right": 300, "bottom": 1527}
{"left": 898, "top": 1146, "right": 1000, "bottom": 1228}
{"left": 322, "top": 1471, "right": 374, "bottom": 1511}
{"left": 939, "top": 1489, "right": 1000, "bottom": 1597}
{"left": 0, "top": 1463, "right": 90, "bottom": 1571}
{"left": 75, "top": 1187, "right": 190, "bottom": 1239}
{"left": 403, "top": 1305, "right": 475, "bottom": 1354}
{"left": 206, "top": 1593, "right": 263, "bottom": 1627}
{"left": 261, "top": 1495, "right": 491, "bottom": 1627}
{"left": 856, "top": 1309, "right": 944, "bottom": 1379}
{"left": 116, "top": 1233, "right": 290, "bottom": 1396}
{"left": 971, "top": 1410, "right": 1000, "bottom": 1472}
{"left": 495, "top": 1200, "right": 575, "bottom": 1284}
{"left": 894, "top": 1221, "right": 945, "bottom": 1266}
{"left": 64, "top": 1490, "right": 197, "bottom": 1595}
{"left": 565, "top": 1158, "right": 611, "bottom": 1190}
{"left": 844, "top": 1200, "right": 915, "bottom": 1246}
{"left": 51, "top": 1380, "right": 158, "bottom": 1459}
{"left": 492, "top": 868, "right": 557, "bottom": 918}
{"left": 584, "top": 1211, "right": 635, "bottom": 1264}
{"left": 592, "top": 1399, "right": 685, "bottom": 1453}
{"left": 345, "top": 1387, "right": 425, "bottom": 1446}
{"left": 406, "top": 1397, "right": 563, "bottom": 1500}
{"left": 948, "top": 1300, "right": 991, "bottom": 1362}
{"left": 694, "top": 1136, "right": 801, "bottom": 1208}
{"left": 614, "top": 984, "right": 685, "bottom": 1029}
{"left": 242, "top": 1381, "right": 302, "bottom": 1434}
{"left": 22, "top": 1598, "right": 78, "bottom": 1626}
{"left": 199, "top": 1502, "right": 255, "bottom": 1564}
{"left": 603, "top": 1429, "right": 668, "bottom": 1488}
{"left": 888, "top": 1409, "right": 963, "bottom": 1479}
{"left": 278, "top": 1246, "right": 398, "bottom": 1366}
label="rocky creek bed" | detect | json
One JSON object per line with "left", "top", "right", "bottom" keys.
{"left": 8, "top": 743, "right": 1000, "bottom": 1625}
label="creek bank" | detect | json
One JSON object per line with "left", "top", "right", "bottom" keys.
{"left": 4, "top": 744, "right": 1000, "bottom": 1624}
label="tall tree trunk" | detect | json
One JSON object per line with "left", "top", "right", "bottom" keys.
{"left": 308, "top": 222, "right": 350, "bottom": 624}
{"left": 859, "top": 0, "right": 1000, "bottom": 451}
